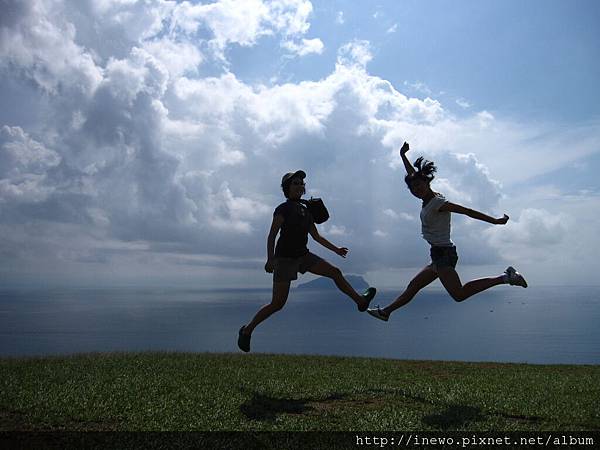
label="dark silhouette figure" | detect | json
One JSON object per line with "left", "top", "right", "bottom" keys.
{"left": 238, "top": 170, "right": 376, "bottom": 352}
{"left": 368, "top": 142, "right": 527, "bottom": 322}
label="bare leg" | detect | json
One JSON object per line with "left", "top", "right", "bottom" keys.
{"left": 437, "top": 267, "right": 504, "bottom": 302}
{"left": 243, "top": 281, "right": 291, "bottom": 335}
{"left": 383, "top": 266, "right": 438, "bottom": 316}
{"left": 307, "top": 260, "right": 366, "bottom": 309}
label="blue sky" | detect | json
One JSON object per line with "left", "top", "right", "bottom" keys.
{"left": 230, "top": 0, "right": 600, "bottom": 122}
{"left": 1, "top": 0, "right": 599, "bottom": 288}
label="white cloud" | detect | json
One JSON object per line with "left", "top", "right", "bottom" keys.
{"left": 441, "top": 152, "right": 502, "bottom": 210}
{"left": 171, "top": 0, "right": 316, "bottom": 60}
{"left": 142, "top": 37, "right": 203, "bottom": 78}
{"left": 90, "top": 0, "right": 173, "bottom": 42}
{"left": 487, "top": 208, "right": 569, "bottom": 246}
{"left": 383, "top": 208, "right": 399, "bottom": 219}
{"left": 456, "top": 98, "right": 471, "bottom": 109}
{"left": 268, "top": 0, "right": 314, "bottom": 36}
{"left": 281, "top": 37, "right": 324, "bottom": 56}
{"left": 337, "top": 40, "right": 372, "bottom": 69}
{"left": 404, "top": 81, "right": 432, "bottom": 96}
{"left": 175, "top": 0, "right": 271, "bottom": 50}
{"left": 208, "top": 183, "right": 271, "bottom": 234}
{"left": 92, "top": 0, "right": 138, "bottom": 13}
{"left": 383, "top": 209, "right": 415, "bottom": 221}
{"left": 335, "top": 11, "right": 345, "bottom": 25}
{"left": 0, "top": 126, "right": 60, "bottom": 177}
{"left": 0, "top": 0, "right": 103, "bottom": 96}
{"left": 0, "top": 126, "right": 61, "bottom": 203}
{"left": 484, "top": 208, "right": 571, "bottom": 268}
{"left": 386, "top": 24, "right": 398, "bottom": 34}
{"left": 324, "top": 224, "right": 349, "bottom": 236}
{"left": 1, "top": 1, "right": 599, "bottom": 286}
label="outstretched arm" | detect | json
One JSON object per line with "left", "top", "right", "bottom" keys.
{"left": 439, "top": 202, "right": 509, "bottom": 225}
{"left": 265, "top": 215, "right": 284, "bottom": 272}
{"left": 400, "top": 142, "right": 415, "bottom": 176}
{"left": 309, "top": 223, "right": 348, "bottom": 257}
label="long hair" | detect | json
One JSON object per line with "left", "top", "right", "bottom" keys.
{"left": 405, "top": 156, "right": 437, "bottom": 187}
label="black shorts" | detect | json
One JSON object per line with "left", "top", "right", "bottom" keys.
{"left": 429, "top": 245, "right": 458, "bottom": 272}
{"left": 273, "top": 252, "right": 324, "bottom": 282}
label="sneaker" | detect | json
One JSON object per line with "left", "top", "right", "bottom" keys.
{"left": 237, "top": 326, "right": 251, "bottom": 352}
{"left": 358, "top": 287, "right": 377, "bottom": 312}
{"left": 367, "top": 306, "right": 389, "bottom": 322}
{"left": 505, "top": 266, "right": 528, "bottom": 288}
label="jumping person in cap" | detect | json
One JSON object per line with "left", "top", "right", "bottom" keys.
{"left": 368, "top": 142, "right": 527, "bottom": 322}
{"left": 238, "top": 170, "right": 377, "bottom": 352}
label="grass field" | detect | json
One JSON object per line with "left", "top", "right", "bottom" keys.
{"left": 1, "top": 352, "right": 599, "bottom": 431}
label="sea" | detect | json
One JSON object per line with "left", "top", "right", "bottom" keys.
{"left": 1, "top": 285, "right": 599, "bottom": 364}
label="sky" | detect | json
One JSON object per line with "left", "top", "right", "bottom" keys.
{"left": 1, "top": 0, "right": 599, "bottom": 288}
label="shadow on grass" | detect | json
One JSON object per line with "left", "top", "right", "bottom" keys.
{"left": 364, "top": 389, "right": 491, "bottom": 430}
{"left": 422, "top": 404, "right": 544, "bottom": 429}
{"left": 240, "top": 391, "right": 346, "bottom": 422}
{"left": 422, "top": 404, "right": 485, "bottom": 430}
{"left": 240, "top": 387, "right": 546, "bottom": 429}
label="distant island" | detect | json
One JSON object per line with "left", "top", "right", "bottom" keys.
{"left": 296, "top": 275, "right": 369, "bottom": 291}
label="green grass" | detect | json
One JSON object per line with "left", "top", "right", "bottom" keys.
{"left": 1, "top": 352, "right": 599, "bottom": 431}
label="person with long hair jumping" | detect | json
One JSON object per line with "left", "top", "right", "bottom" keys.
{"left": 367, "top": 142, "right": 527, "bottom": 322}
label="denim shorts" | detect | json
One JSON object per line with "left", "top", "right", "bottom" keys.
{"left": 429, "top": 245, "right": 458, "bottom": 271}
{"left": 273, "top": 252, "right": 324, "bottom": 282}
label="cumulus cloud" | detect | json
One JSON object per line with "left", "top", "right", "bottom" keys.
{"left": 0, "top": 0, "right": 103, "bottom": 96}
{"left": 1, "top": 0, "right": 599, "bottom": 286}
{"left": 0, "top": 126, "right": 60, "bottom": 178}
{"left": 0, "top": 126, "right": 61, "bottom": 204}
{"left": 435, "top": 152, "right": 502, "bottom": 210}
{"left": 323, "top": 224, "right": 349, "bottom": 237}
{"left": 170, "top": 0, "right": 318, "bottom": 59}
{"left": 484, "top": 208, "right": 570, "bottom": 265}
{"left": 336, "top": 40, "right": 372, "bottom": 69}
{"left": 281, "top": 37, "right": 324, "bottom": 56}
{"left": 142, "top": 37, "right": 203, "bottom": 78}
{"left": 383, "top": 208, "right": 399, "bottom": 219}
{"left": 494, "top": 208, "right": 568, "bottom": 246}
{"left": 383, "top": 209, "right": 414, "bottom": 221}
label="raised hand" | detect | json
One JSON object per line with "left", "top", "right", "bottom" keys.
{"left": 400, "top": 141, "right": 410, "bottom": 155}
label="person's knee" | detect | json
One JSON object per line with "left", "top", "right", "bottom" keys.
{"left": 270, "top": 293, "right": 288, "bottom": 311}
{"left": 450, "top": 290, "right": 467, "bottom": 302}
{"left": 328, "top": 266, "right": 343, "bottom": 280}
{"left": 270, "top": 300, "right": 286, "bottom": 311}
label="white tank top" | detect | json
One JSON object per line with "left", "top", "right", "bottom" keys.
{"left": 420, "top": 193, "right": 453, "bottom": 246}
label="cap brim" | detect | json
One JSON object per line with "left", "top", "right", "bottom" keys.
{"left": 292, "top": 170, "right": 306, "bottom": 179}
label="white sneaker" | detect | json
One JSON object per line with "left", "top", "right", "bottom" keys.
{"left": 367, "top": 306, "right": 389, "bottom": 322}
{"left": 505, "top": 266, "right": 528, "bottom": 288}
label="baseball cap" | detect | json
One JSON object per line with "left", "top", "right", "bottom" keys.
{"left": 281, "top": 170, "right": 306, "bottom": 188}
